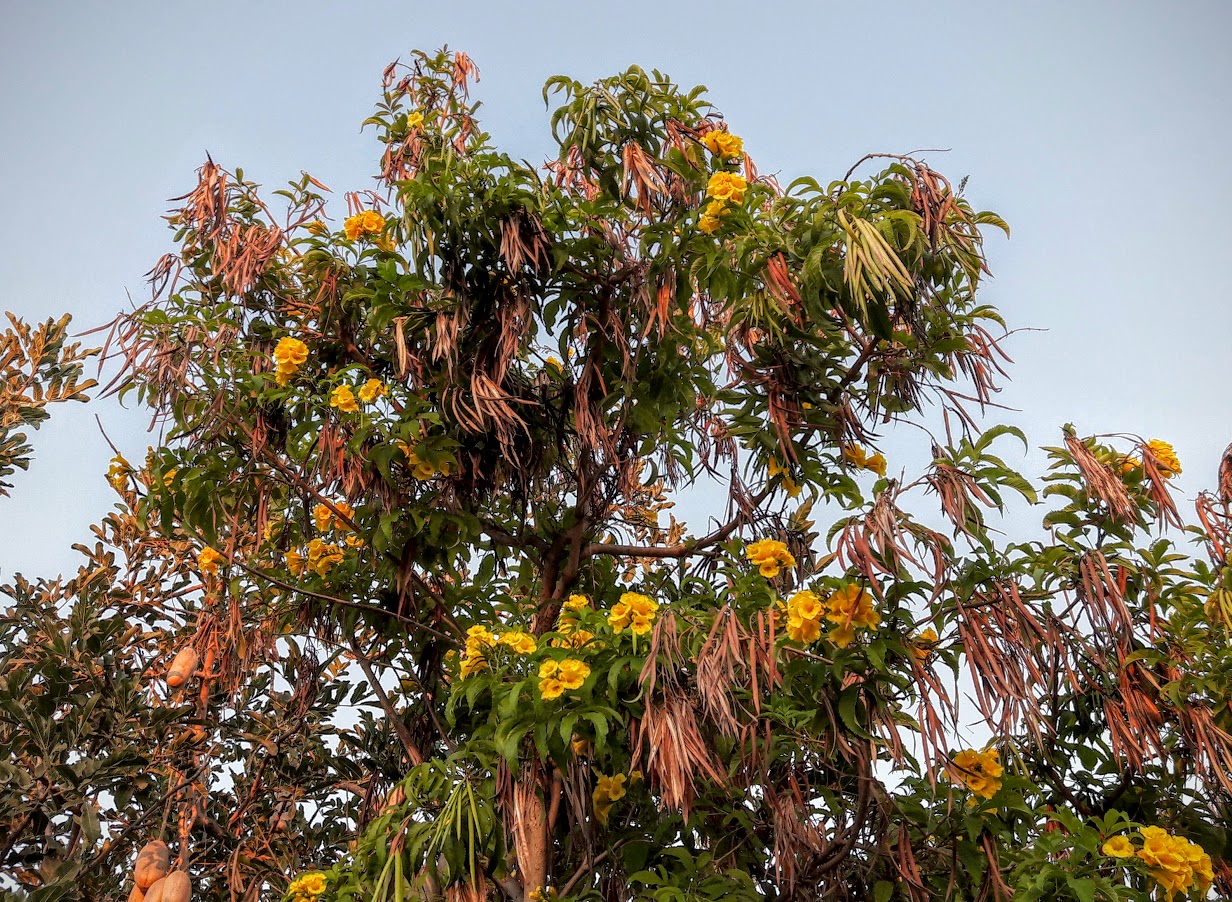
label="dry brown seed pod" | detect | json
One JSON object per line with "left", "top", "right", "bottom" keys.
{"left": 166, "top": 648, "right": 199, "bottom": 689}
{"left": 134, "top": 841, "right": 171, "bottom": 889}
{"left": 162, "top": 870, "right": 192, "bottom": 902}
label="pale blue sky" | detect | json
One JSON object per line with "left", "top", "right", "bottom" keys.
{"left": 2, "top": 1, "right": 1230, "bottom": 576}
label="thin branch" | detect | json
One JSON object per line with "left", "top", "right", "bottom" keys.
{"left": 348, "top": 635, "right": 425, "bottom": 767}
{"left": 559, "top": 849, "right": 610, "bottom": 897}
{"left": 228, "top": 556, "right": 458, "bottom": 644}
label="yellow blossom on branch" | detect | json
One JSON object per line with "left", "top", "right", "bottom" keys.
{"left": 344, "top": 209, "right": 385, "bottom": 241}
{"left": 557, "top": 658, "right": 590, "bottom": 689}
{"left": 312, "top": 504, "right": 333, "bottom": 532}
{"left": 313, "top": 501, "right": 354, "bottom": 532}
{"left": 946, "top": 748, "right": 1004, "bottom": 800}
{"left": 1101, "top": 835, "right": 1135, "bottom": 858}
{"left": 1143, "top": 439, "right": 1181, "bottom": 478}
{"left": 706, "top": 171, "right": 747, "bottom": 204}
{"left": 608, "top": 592, "right": 657, "bottom": 634}
{"left": 288, "top": 873, "right": 328, "bottom": 898}
{"left": 788, "top": 589, "right": 823, "bottom": 622}
{"left": 538, "top": 659, "right": 589, "bottom": 698}
{"left": 306, "top": 538, "right": 344, "bottom": 576}
{"left": 330, "top": 384, "right": 359, "bottom": 413}
{"left": 842, "top": 444, "right": 887, "bottom": 476}
{"left": 823, "top": 584, "right": 880, "bottom": 647}
{"left": 911, "top": 627, "right": 939, "bottom": 663}
{"left": 594, "top": 772, "right": 627, "bottom": 803}
{"left": 786, "top": 615, "right": 821, "bottom": 644}
{"left": 273, "top": 336, "right": 309, "bottom": 386}
{"left": 1134, "top": 826, "right": 1213, "bottom": 898}
{"left": 745, "top": 538, "right": 795, "bottom": 579}
{"left": 459, "top": 652, "right": 487, "bottom": 679}
{"left": 499, "top": 631, "right": 537, "bottom": 655}
{"left": 198, "top": 546, "right": 224, "bottom": 574}
{"left": 783, "top": 589, "right": 825, "bottom": 644}
{"left": 592, "top": 771, "right": 628, "bottom": 826}
{"left": 358, "top": 378, "right": 387, "bottom": 403}
{"left": 702, "top": 130, "right": 743, "bottom": 159}
{"left": 106, "top": 454, "right": 130, "bottom": 490}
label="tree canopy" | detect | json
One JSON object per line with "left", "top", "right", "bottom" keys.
{"left": 2, "top": 49, "right": 1230, "bottom": 902}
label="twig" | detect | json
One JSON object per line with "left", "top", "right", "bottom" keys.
{"left": 348, "top": 635, "right": 425, "bottom": 766}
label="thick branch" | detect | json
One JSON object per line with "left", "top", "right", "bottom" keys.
{"left": 582, "top": 486, "right": 773, "bottom": 560}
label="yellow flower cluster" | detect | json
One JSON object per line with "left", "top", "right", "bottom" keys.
{"left": 273, "top": 337, "right": 309, "bottom": 386}
{"left": 198, "top": 546, "right": 224, "bottom": 574}
{"left": 608, "top": 592, "right": 658, "bottom": 635}
{"left": 841, "top": 444, "right": 887, "bottom": 477}
{"left": 766, "top": 458, "right": 802, "bottom": 497}
{"left": 287, "top": 871, "right": 328, "bottom": 902}
{"left": 1144, "top": 439, "right": 1182, "bottom": 478}
{"left": 406, "top": 111, "right": 425, "bottom": 129}
{"left": 783, "top": 590, "right": 823, "bottom": 643}
{"left": 459, "top": 625, "right": 497, "bottom": 679}
{"left": 539, "top": 658, "right": 590, "bottom": 700}
{"left": 107, "top": 454, "right": 130, "bottom": 490}
{"left": 330, "top": 384, "right": 359, "bottom": 413}
{"left": 745, "top": 538, "right": 795, "bottom": 579}
{"left": 779, "top": 585, "right": 880, "bottom": 647}
{"left": 911, "top": 627, "right": 939, "bottom": 663}
{"left": 313, "top": 501, "right": 355, "bottom": 533}
{"left": 706, "top": 171, "right": 747, "bottom": 203}
{"left": 592, "top": 771, "right": 627, "bottom": 825}
{"left": 947, "top": 748, "right": 1004, "bottom": 800}
{"left": 305, "top": 538, "right": 344, "bottom": 576}
{"left": 358, "top": 378, "right": 387, "bottom": 403}
{"left": 702, "top": 130, "right": 743, "bottom": 159}
{"left": 343, "top": 209, "right": 385, "bottom": 241}
{"left": 824, "top": 584, "right": 880, "bottom": 647}
{"left": 555, "top": 594, "right": 596, "bottom": 648}
{"left": 499, "top": 630, "right": 537, "bottom": 655}
{"left": 699, "top": 171, "right": 748, "bottom": 235}
{"left": 399, "top": 442, "right": 453, "bottom": 481}
{"left": 1102, "top": 827, "right": 1213, "bottom": 899}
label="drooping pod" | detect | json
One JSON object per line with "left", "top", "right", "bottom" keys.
{"left": 144, "top": 876, "right": 168, "bottom": 902}
{"left": 161, "top": 870, "right": 192, "bottom": 902}
{"left": 166, "top": 648, "right": 199, "bottom": 689}
{"left": 134, "top": 840, "right": 171, "bottom": 889}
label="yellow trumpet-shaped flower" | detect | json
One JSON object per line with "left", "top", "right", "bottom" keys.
{"left": 706, "top": 171, "right": 747, "bottom": 204}
{"left": 702, "top": 130, "right": 743, "bottom": 159}
{"left": 330, "top": 384, "right": 359, "bottom": 413}
{"left": 358, "top": 378, "right": 387, "bottom": 403}
{"left": 198, "top": 546, "right": 224, "bottom": 574}
{"left": 947, "top": 748, "right": 1004, "bottom": 800}
{"left": 344, "top": 209, "right": 385, "bottom": 241}
{"left": 1143, "top": 439, "right": 1181, "bottom": 478}
{"left": 745, "top": 538, "right": 795, "bottom": 579}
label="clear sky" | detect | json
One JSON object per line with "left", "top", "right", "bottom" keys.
{"left": 2, "top": 0, "right": 1230, "bottom": 578}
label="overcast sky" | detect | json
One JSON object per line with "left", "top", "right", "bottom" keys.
{"left": 2, "top": 0, "right": 1230, "bottom": 578}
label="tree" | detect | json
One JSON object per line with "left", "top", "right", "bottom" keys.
{"left": 3, "top": 48, "right": 1230, "bottom": 902}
